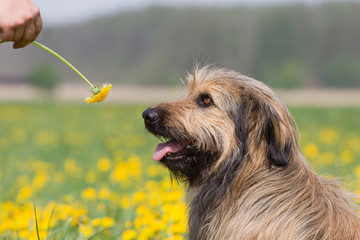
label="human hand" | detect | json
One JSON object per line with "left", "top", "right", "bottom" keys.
{"left": 0, "top": 0, "right": 42, "bottom": 49}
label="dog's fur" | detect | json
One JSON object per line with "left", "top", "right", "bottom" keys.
{"left": 143, "top": 66, "right": 360, "bottom": 240}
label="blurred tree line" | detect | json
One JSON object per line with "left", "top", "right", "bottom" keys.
{"left": 2, "top": 2, "right": 360, "bottom": 88}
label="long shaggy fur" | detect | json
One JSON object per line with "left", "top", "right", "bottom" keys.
{"left": 143, "top": 66, "right": 360, "bottom": 240}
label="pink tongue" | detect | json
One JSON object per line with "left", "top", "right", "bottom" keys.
{"left": 153, "top": 140, "right": 187, "bottom": 161}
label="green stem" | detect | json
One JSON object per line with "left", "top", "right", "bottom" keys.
{"left": 32, "top": 41, "right": 95, "bottom": 89}
{"left": 0, "top": 40, "right": 95, "bottom": 89}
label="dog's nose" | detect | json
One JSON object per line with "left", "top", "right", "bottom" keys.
{"left": 142, "top": 108, "right": 160, "bottom": 124}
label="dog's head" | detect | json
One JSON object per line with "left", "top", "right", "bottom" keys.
{"left": 143, "top": 66, "right": 298, "bottom": 186}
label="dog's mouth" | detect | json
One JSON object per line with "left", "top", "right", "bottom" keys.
{"left": 153, "top": 139, "right": 193, "bottom": 161}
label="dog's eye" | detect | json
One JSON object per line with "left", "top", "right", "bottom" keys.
{"left": 203, "top": 97, "right": 212, "bottom": 105}
{"left": 198, "top": 94, "right": 214, "bottom": 107}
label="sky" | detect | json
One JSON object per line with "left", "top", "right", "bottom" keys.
{"left": 32, "top": 0, "right": 351, "bottom": 26}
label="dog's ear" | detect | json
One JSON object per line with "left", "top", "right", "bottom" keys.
{"left": 261, "top": 104, "right": 291, "bottom": 167}
{"left": 237, "top": 93, "right": 293, "bottom": 168}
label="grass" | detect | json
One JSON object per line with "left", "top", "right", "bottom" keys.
{"left": 0, "top": 103, "right": 359, "bottom": 239}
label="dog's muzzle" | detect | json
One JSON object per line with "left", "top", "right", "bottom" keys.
{"left": 142, "top": 108, "right": 160, "bottom": 125}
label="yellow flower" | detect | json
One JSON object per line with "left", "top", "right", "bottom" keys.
{"left": 81, "top": 187, "right": 96, "bottom": 200}
{"left": 355, "top": 166, "right": 360, "bottom": 178}
{"left": 122, "top": 197, "right": 131, "bottom": 209}
{"left": 79, "top": 225, "right": 94, "bottom": 237}
{"left": 32, "top": 170, "right": 48, "bottom": 190}
{"left": 101, "top": 217, "right": 115, "bottom": 228}
{"left": 85, "top": 83, "right": 112, "bottom": 103}
{"left": 92, "top": 218, "right": 101, "bottom": 227}
{"left": 98, "top": 187, "right": 112, "bottom": 200}
{"left": 97, "top": 158, "right": 111, "bottom": 172}
{"left": 319, "top": 127, "right": 338, "bottom": 145}
{"left": 133, "top": 191, "right": 146, "bottom": 204}
{"left": 31, "top": 42, "right": 112, "bottom": 104}
{"left": 91, "top": 217, "right": 114, "bottom": 228}
{"left": 304, "top": 143, "right": 319, "bottom": 159}
{"left": 16, "top": 186, "right": 33, "bottom": 202}
{"left": 340, "top": 149, "right": 354, "bottom": 164}
{"left": 123, "top": 229, "right": 137, "bottom": 240}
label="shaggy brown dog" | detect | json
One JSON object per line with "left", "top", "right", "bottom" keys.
{"left": 142, "top": 66, "right": 360, "bottom": 240}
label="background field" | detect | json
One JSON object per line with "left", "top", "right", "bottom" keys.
{"left": 0, "top": 103, "right": 359, "bottom": 239}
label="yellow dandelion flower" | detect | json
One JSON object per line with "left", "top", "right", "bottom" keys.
{"left": 79, "top": 225, "right": 94, "bottom": 238}
{"left": 92, "top": 218, "right": 102, "bottom": 227}
{"left": 355, "top": 165, "right": 360, "bottom": 178}
{"left": 98, "top": 187, "right": 112, "bottom": 199}
{"left": 30, "top": 41, "right": 111, "bottom": 104}
{"left": 340, "top": 149, "right": 354, "bottom": 164}
{"left": 32, "top": 170, "right": 48, "bottom": 190}
{"left": 123, "top": 229, "right": 137, "bottom": 240}
{"left": 304, "top": 143, "right": 319, "bottom": 159}
{"left": 81, "top": 187, "right": 97, "bottom": 200}
{"left": 122, "top": 197, "right": 131, "bottom": 209}
{"left": 85, "top": 83, "right": 112, "bottom": 103}
{"left": 101, "top": 217, "right": 115, "bottom": 228}
{"left": 97, "top": 157, "right": 112, "bottom": 172}
{"left": 16, "top": 186, "right": 33, "bottom": 202}
{"left": 133, "top": 191, "right": 146, "bottom": 204}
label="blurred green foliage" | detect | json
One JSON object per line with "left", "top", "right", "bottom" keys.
{"left": 29, "top": 64, "right": 59, "bottom": 91}
{"left": 321, "top": 56, "right": 360, "bottom": 87}
{"left": 2, "top": 3, "right": 360, "bottom": 88}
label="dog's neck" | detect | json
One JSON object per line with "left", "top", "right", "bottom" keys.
{"left": 186, "top": 149, "right": 313, "bottom": 240}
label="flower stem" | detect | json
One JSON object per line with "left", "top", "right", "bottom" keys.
{"left": 31, "top": 41, "right": 95, "bottom": 89}
{"left": 1, "top": 40, "right": 96, "bottom": 89}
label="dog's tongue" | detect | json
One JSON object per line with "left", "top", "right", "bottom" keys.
{"left": 153, "top": 140, "right": 187, "bottom": 161}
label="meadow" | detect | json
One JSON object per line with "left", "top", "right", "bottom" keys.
{"left": 0, "top": 104, "right": 359, "bottom": 240}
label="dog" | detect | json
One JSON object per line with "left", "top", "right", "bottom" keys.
{"left": 142, "top": 66, "right": 360, "bottom": 240}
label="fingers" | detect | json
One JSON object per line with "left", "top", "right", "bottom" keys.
{"left": 13, "top": 9, "right": 42, "bottom": 49}
{"left": 13, "top": 21, "right": 35, "bottom": 49}
{"left": 12, "top": 25, "right": 25, "bottom": 43}
{"left": 0, "top": 25, "right": 14, "bottom": 42}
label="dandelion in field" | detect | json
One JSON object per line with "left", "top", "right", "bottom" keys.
{"left": 133, "top": 191, "right": 147, "bottom": 204}
{"left": 123, "top": 229, "right": 137, "bottom": 240}
{"left": 79, "top": 225, "right": 94, "bottom": 238}
{"left": 319, "top": 127, "right": 338, "bottom": 145}
{"left": 111, "top": 162, "right": 129, "bottom": 183}
{"left": 81, "top": 187, "right": 97, "bottom": 201}
{"left": 85, "top": 83, "right": 112, "bottom": 103}
{"left": 340, "top": 149, "right": 354, "bottom": 164}
{"left": 347, "top": 135, "right": 360, "bottom": 152}
{"left": 304, "top": 143, "right": 319, "bottom": 159}
{"left": 31, "top": 41, "right": 111, "bottom": 103}
{"left": 354, "top": 165, "right": 360, "bottom": 178}
{"left": 101, "top": 217, "right": 115, "bottom": 228}
{"left": 98, "top": 187, "right": 112, "bottom": 200}
{"left": 97, "top": 157, "right": 112, "bottom": 172}
{"left": 16, "top": 186, "right": 33, "bottom": 202}
{"left": 122, "top": 197, "right": 131, "bottom": 209}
